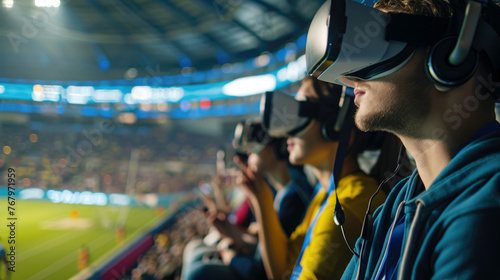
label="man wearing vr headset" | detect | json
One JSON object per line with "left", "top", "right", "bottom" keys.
{"left": 306, "top": 0, "right": 500, "bottom": 279}
{"left": 235, "top": 78, "right": 393, "bottom": 280}
{"left": 184, "top": 120, "right": 314, "bottom": 280}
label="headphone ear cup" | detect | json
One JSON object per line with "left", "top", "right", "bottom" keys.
{"left": 273, "top": 138, "right": 289, "bottom": 160}
{"left": 426, "top": 36, "right": 479, "bottom": 89}
{"left": 321, "top": 115, "right": 340, "bottom": 141}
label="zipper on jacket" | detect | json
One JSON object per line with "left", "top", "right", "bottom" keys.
{"left": 398, "top": 200, "right": 425, "bottom": 280}
{"left": 373, "top": 200, "right": 406, "bottom": 280}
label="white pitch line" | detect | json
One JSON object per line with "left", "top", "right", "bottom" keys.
{"left": 25, "top": 251, "right": 78, "bottom": 280}
{"left": 87, "top": 233, "right": 116, "bottom": 251}
{"left": 25, "top": 234, "right": 115, "bottom": 280}
{"left": 18, "top": 230, "right": 87, "bottom": 261}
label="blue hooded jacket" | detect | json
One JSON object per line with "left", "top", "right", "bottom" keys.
{"left": 342, "top": 129, "right": 500, "bottom": 280}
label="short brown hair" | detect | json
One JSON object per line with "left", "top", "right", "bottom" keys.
{"left": 374, "top": 0, "right": 465, "bottom": 17}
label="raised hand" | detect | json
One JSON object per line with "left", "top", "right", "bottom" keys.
{"left": 234, "top": 156, "right": 269, "bottom": 199}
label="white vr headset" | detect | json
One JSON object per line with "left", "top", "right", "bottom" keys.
{"left": 307, "top": 0, "right": 500, "bottom": 98}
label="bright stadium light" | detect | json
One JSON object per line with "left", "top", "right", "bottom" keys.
{"left": 222, "top": 74, "right": 276, "bottom": 96}
{"left": 32, "top": 85, "right": 62, "bottom": 102}
{"left": 46, "top": 190, "right": 108, "bottom": 205}
{"left": 3, "top": 0, "right": 14, "bottom": 8}
{"left": 109, "top": 194, "right": 131, "bottom": 206}
{"left": 93, "top": 89, "right": 123, "bottom": 103}
{"left": 66, "top": 86, "right": 95, "bottom": 104}
{"left": 277, "top": 54, "right": 307, "bottom": 82}
{"left": 34, "top": 0, "right": 60, "bottom": 8}
{"left": 20, "top": 188, "right": 45, "bottom": 200}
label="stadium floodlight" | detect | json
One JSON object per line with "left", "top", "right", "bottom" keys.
{"left": 222, "top": 74, "right": 276, "bottom": 97}
{"left": 34, "top": 0, "right": 60, "bottom": 7}
{"left": 3, "top": 0, "right": 13, "bottom": 8}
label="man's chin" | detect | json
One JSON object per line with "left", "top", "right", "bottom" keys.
{"left": 249, "top": 165, "right": 259, "bottom": 173}
{"left": 355, "top": 112, "right": 385, "bottom": 132}
{"left": 289, "top": 154, "right": 304, "bottom": 166}
{"left": 355, "top": 112, "right": 374, "bottom": 132}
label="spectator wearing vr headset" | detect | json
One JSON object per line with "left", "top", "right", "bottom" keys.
{"left": 183, "top": 120, "right": 314, "bottom": 280}
{"left": 235, "top": 77, "right": 395, "bottom": 280}
{"left": 233, "top": 120, "right": 314, "bottom": 238}
{"left": 306, "top": 0, "right": 500, "bottom": 279}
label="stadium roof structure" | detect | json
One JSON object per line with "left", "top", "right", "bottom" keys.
{"left": 0, "top": 0, "right": 325, "bottom": 81}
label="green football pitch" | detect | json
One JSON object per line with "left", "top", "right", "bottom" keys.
{"left": 0, "top": 199, "right": 169, "bottom": 280}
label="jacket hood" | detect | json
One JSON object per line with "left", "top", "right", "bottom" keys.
{"left": 408, "top": 131, "right": 500, "bottom": 210}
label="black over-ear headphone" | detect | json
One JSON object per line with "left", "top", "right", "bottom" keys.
{"left": 425, "top": 36, "right": 479, "bottom": 90}
{"left": 322, "top": 94, "right": 352, "bottom": 142}
{"left": 271, "top": 137, "right": 289, "bottom": 161}
{"left": 310, "top": 79, "right": 346, "bottom": 141}
{"left": 425, "top": 1, "right": 488, "bottom": 90}
{"left": 321, "top": 114, "right": 341, "bottom": 141}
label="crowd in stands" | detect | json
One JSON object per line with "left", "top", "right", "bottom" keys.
{"left": 129, "top": 206, "right": 211, "bottom": 280}
{"left": 0, "top": 122, "right": 228, "bottom": 194}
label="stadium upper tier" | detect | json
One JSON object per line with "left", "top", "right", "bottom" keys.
{"left": 0, "top": 0, "right": 325, "bottom": 81}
